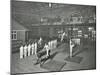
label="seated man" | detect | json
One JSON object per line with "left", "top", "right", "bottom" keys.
{"left": 34, "top": 42, "right": 51, "bottom": 65}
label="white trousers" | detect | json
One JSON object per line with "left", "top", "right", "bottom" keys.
{"left": 52, "top": 41, "right": 55, "bottom": 49}
{"left": 28, "top": 49, "right": 31, "bottom": 56}
{"left": 61, "top": 36, "right": 64, "bottom": 42}
{"left": 54, "top": 40, "right": 57, "bottom": 48}
{"left": 20, "top": 50, "right": 23, "bottom": 59}
{"left": 46, "top": 49, "right": 49, "bottom": 57}
{"left": 35, "top": 48, "right": 37, "bottom": 55}
{"left": 31, "top": 47, "right": 34, "bottom": 55}
{"left": 24, "top": 49, "right": 27, "bottom": 57}
{"left": 70, "top": 45, "right": 74, "bottom": 58}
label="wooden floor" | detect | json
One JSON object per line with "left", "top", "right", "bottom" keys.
{"left": 11, "top": 40, "right": 96, "bottom": 74}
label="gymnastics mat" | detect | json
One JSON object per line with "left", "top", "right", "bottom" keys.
{"left": 64, "top": 56, "right": 83, "bottom": 64}
{"left": 40, "top": 60, "right": 66, "bottom": 71}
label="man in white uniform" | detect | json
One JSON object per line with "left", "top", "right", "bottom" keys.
{"left": 55, "top": 39, "right": 57, "bottom": 48}
{"left": 31, "top": 42, "right": 35, "bottom": 55}
{"left": 24, "top": 44, "right": 28, "bottom": 58}
{"left": 54, "top": 39, "right": 57, "bottom": 48}
{"left": 28, "top": 44, "right": 31, "bottom": 56}
{"left": 70, "top": 39, "right": 75, "bottom": 58}
{"left": 38, "top": 37, "right": 42, "bottom": 46}
{"left": 72, "top": 38, "right": 80, "bottom": 51}
{"left": 48, "top": 41, "right": 51, "bottom": 50}
{"left": 61, "top": 32, "right": 66, "bottom": 42}
{"left": 49, "top": 40, "right": 52, "bottom": 50}
{"left": 51, "top": 40, "right": 53, "bottom": 49}
{"left": 20, "top": 45, "right": 24, "bottom": 59}
{"left": 51, "top": 40, "right": 54, "bottom": 49}
{"left": 34, "top": 42, "right": 37, "bottom": 58}
{"left": 50, "top": 41, "right": 52, "bottom": 49}
{"left": 52, "top": 40, "right": 55, "bottom": 49}
{"left": 44, "top": 43, "right": 50, "bottom": 58}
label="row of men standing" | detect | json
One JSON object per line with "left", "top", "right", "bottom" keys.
{"left": 20, "top": 40, "right": 37, "bottom": 59}
{"left": 19, "top": 37, "right": 57, "bottom": 59}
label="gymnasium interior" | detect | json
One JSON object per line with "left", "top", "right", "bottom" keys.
{"left": 11, "top": 0, "right": 96, "bottom": 74}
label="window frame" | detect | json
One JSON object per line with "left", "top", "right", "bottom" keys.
{"left": 11, "top": 30, "right": 17, "bottom": 40}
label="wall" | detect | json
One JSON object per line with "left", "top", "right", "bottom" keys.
{"left": 29, "top": 23, "right": 96, "bottom": 39}
{"left": 11, "top": 20, "right": 29, "bottom": 42}
{"left": 17, "top": 30, "right": 26, "bottom": 42}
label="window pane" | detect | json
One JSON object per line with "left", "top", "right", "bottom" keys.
{"left": 14, "top": 34, "right": 16, "bottom": 39}
{"left": 11, "top": 34, "right": 13, "bottom": 39}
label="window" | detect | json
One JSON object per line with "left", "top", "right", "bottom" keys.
{"left": 11, "top": 31, "right": 17, "bottom": 40}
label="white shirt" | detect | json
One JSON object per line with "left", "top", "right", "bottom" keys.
{"left": 34, "top": 43, "right": 37, "bottom": 54}
{"left": 44, "top": 44, "right": 49, "bottom": 51}
{"left": 20, "top": 46, "right": 23, "bottom": 53}
{"left": 38, "top": 37, "right": 42, "bottom": 44}
{"left": 34, "top": 43, "right": 37, "bottom": 52}
{"left": 24, "top": 45, "right": 28, "bottom": 51}
{"left": 44, "top": 44, "right": 49, "bottom": 57}
{"left": 61, "top": 32, "right": 66, "bottom": 41}
{"left": 70, "top": 40, "right": 75, "bottom": 47}
{"left": 28, "top": 44, "right": 31, "bottom": 50}
{"left": 48, "top": 41, "right": 51, "bottom": 49}
{"left": 34, "top": 43, "right": 37, "bottom": 49}
{"left": 31, "top": 43, "right": 34, "bottom": 49}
